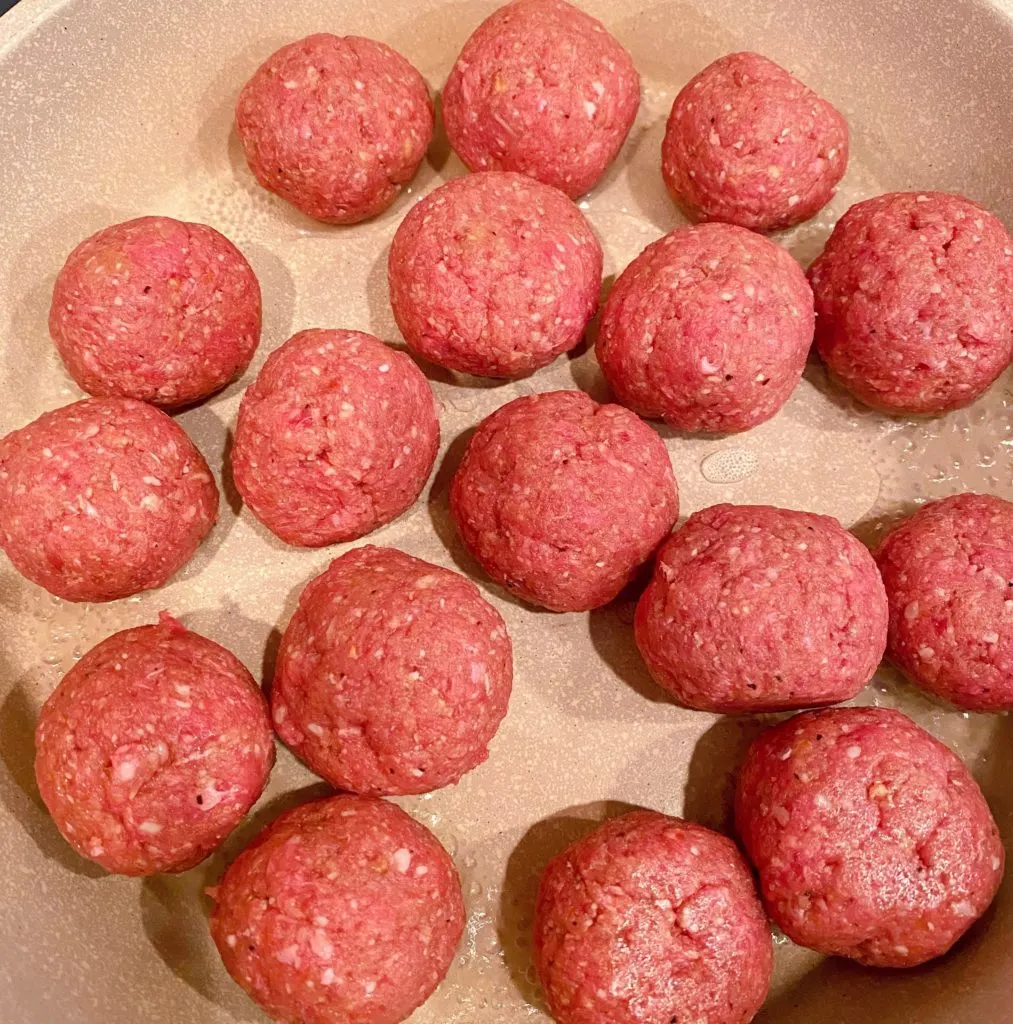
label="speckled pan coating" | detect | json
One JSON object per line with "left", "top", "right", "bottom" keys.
{"left": 231, "top": 329, "right": 439, "bottom": 547}
{"left": 449, "top": 390, "right": 679, "bottom": 611}
{"left": 736, "top": 706, "right": 1005, "bottom": 967}
{"left": 3, "top": 0, "right": 1013, "bottom": 1021}
{"left": 388, "top": 171, "right": 602, "bottom": 378}
{"left": 236, "top": 34, "right": 434, "bottom": 224}
{"left": 635, "top": 504, "right": 888, "bottom": 712}
{"left": 271, "top": 545, "right": 512, "bottom": 795}
{"left": 662, "top": 52, "right": 849, "bottom": 232}
{"left": 809, "top": 191, "right": 1013, "bottom": 413}
{"left": 876, "top": 493, "right": 1013, "bottom": 711}
{"left": 596, "top": 222, "right": 815, "bottom": 434}
{"left": 210, "top": 793, "right": 465, "bottom": 1024}
{"left": 35, "top": 614, "right": 273, "bottom": 876}
{"left": 442, "top": 0, "right": 640, "bottom": 198}
{"left": 48, "top": 216, "right": 262, "bottom": 408}
{"left": 534, "top": 810, "right": 773, "bottom": 1024}
{"left": 0, "top": 397, "right": 218, "bottom": 602}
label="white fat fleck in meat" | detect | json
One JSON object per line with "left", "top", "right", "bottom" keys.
{"left": 116, "top": 760, "right": 137, "bottom": 782}
{"left": 310, "top": 930, "right": 333, "bottom": 959}
{"left": 364, "top": 981, "right": 377, "bottom": 996}
{"left": 392, "top": 848, "right": 413, "bottom": 873}
{"left": 199, "top": 786, "right": 226, "bottom": 811}
{"left": 845, "top": 745, "right": 862, "bottom": 759}
{"left": 138, "top": 820, "right": 162, "bottom": 834}
{"left": 275, "top": 944, "right": 300, "bottom": 965}
{"left": 307, "top": 722, "right": 325, "bottom": 737}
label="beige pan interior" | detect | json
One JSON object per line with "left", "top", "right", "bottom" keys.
{"left": 1, "top": 0, "right": 1012, "bottom": 1021}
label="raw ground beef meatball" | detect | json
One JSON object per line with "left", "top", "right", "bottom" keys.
{"left": 35, "top": 614, "right": 273, "bottom": 876}
{"left": 48, "top": 216, "right": 261, "bottom": 407}
{"left": 210, "top": 793, "right": 464, "bottom": 1024}
{"left": 809, "top": 191, "right": 1013, "bottom": 414}
{"left": 442, "top": 0, "right": 640, "bottom": 198}
{"left": 0, "top": 397, "right": 218, "bottom": 602}
{"left": 231, "top": 329, "right": 439, "bottom": 547}
{"left": 534, "top": 811, "right": 772, "bottom": 1024}
{"left": 635, "top": 504, "right": 888, "bottom": 713}
{"left": 388, "top": 171, "right": 602, "bottom": 378}
{"left": 271, "top": 545, "right": 512, "bottom": 795}
{"left": 236, "top": 34, "right": 434, "bottom": 224}
{"left": 662, "top": 51, "right": 849, "bottom": 232}
{"left": 596, "top": 222, "right": 814, "bottom": 434}
{"left": 876, "top": 493, "right": 1013, "bottom": 711}
{"left": 736, "top": 706, "right": 1005, "bottom": 967}
{"left": 450, "top": 390, "right": 678, "bottom": 611}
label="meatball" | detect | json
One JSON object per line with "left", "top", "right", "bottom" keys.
{"left": 876, "top": 493, "right": 1013, "bottom": 711}
{"left": 635, "top": 504, "right": 888, "bottom": 713}
{"left": 735, "top": 706, "right": 1005, "bottom": 967}
{"left": 231, "top": 329, "right": 439, "bottom": 547}
{"left": 596, "top": 222, "right": 814, "bottom": 434}
{"left": 809, "top": 191, "right": 1013, "bottom": 414}
{"left": 0, "top": 397, "right": 218, "bottom": 602}
{"left": 450, "top": 390, "right": 678, "bottom": 611}
{"left": 48, "top": 216, "right": 261, "bottom": 407}
{"left": 662, "top": 52, "right": 848, "bottom": 232}
{"left": 236, "top": 34, "right": 434, "bottom": 224}
{"left": 534, "top": 811, "right": 772, "bottom": 1024}
{"left": 35, "top": 614, "right": 273, "bottom": 876}
{"left": 442, "top": 0, "right": 640, "bottom": 198}
{"left": 271, "top": 545, "right": 512, "bottom": 795}
{"left": 388, "top": 171, "right": 602, "bottom": 378}
{"left": 210, "top": 793, "right": 464, "bottom": 1024}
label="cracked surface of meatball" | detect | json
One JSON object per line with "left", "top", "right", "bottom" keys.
{"left": 809, "top": 191, "right": 1013, "bottom": 413}
{"left": 35, "top": 614, "right": 273, "bottom": 875}
{"left": 736, "top": 706, "right": 1004, "bottom": 967}
{"left": 662, "top": 51, "right": 848, "bottom": 232}
{"left": 534, "top": 810, "right": 772, "bottom": 1024}
{"left": 450, "top": 390, "right": 678, "bottom": 611}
